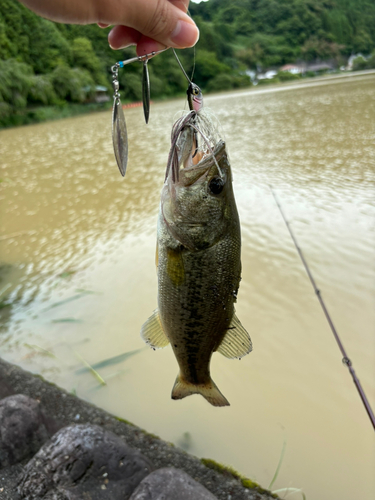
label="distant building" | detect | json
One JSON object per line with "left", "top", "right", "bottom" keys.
{"left": 245, "top": 69, "right": 257, "bottom": 82}
{"left": 306, "top": 62, "right": 335, "bottom": 74}
{"left": 257, "top": 70, "right": 278, "bottom": 80}
{"left": 82, "top": 85, "right": 109, "bottom": 103}
{"left": 280, "top": 64, "right": 304, "bottom": 74}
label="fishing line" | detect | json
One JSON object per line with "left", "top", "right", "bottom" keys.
{"left": 188, "top": 122, "right": 224, "bottom": 178}
{"left": 191, "top": 45, "right": 196, "bottom": 82}
{"left": 270, "top": 186, "right": 375, "bottom": 431}
{"left": 172, "top": 48, "right": 191, "bottom": 83}
{"left": 185, "top": 7, "right": 196, "bottom": 82}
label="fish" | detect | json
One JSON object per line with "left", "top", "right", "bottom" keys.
{"left": 141, "top": 115, "right": 252, "bottom": 406}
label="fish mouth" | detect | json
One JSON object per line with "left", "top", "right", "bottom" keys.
{"left": 184, "top": 140, "right": 225, "bottom": 170}
{"left": 176, "top": 140, "right": 226, "bottom": 187}
{"left": 165, "top": 110, "right": 226, "bottom": 186}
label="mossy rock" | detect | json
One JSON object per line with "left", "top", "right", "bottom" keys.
{"left": 201, "top": 458, "right": 277, "bottom": 497}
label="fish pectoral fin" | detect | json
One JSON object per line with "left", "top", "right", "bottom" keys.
{"left": 140, "top": 309, "right": 170, "bottom": 349}
{"left": 172, "top": 375, "right": 230, "bottom": 407}
{"left": 216, "top": 313, "right": 253, "bottom": 359}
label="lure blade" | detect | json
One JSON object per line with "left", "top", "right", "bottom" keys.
{"left": 142, "top": 60, "right": 150, "bottom": 124}
{"left": 112, "top": 97, "right": 128, "bottom": 177}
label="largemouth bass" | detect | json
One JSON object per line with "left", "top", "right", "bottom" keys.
{"left": 141, "top": 114, "right": 252, "bottom": 406}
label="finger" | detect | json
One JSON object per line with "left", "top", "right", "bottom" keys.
{"left": 108, "top": 25, "right": 141, "bottom": 50}
{"left": 96, "top": 0, "right": 199, "bottom": 49}
{"left": 135, "top": 36, "right": 168, "bottom": 56}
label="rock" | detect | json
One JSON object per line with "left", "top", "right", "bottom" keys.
{"left": 0, "top": 378, "right": 13, "bottom": 399}
{"left": 129, "top": 467, "right": 219, "bottom": 500}
{"left": 18, "top": 423, "right": 154, "bottom": 500}
{"left": 0, "top": 394, "right": 50, "bottom": 467}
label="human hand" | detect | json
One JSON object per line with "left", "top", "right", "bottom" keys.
{"left": 18, "top": 0, "right": 199, "bottom": 54}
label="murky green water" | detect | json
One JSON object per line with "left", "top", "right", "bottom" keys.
{"left": 1, "top": 74, "right": 374, "bottom": 499}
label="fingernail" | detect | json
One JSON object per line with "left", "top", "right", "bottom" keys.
{"left": 170, "top": 19, "right": 199, "bottom": 48}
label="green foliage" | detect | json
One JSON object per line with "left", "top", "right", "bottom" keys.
{"left": 28, "top": 75, "right": 57, "bottom": 105}
{"left": 207, "top": 72, "right": 251, "bottom": 92}
{"left": 50, "top": 65, "right": 95, "bottom": 103}
{"left": 243, "top": 32, "right": 297, "bottom": 67}
{"left": 29, "top": 19, "right": 72, "bottom": 73}
{"left": 191, "top": 0, "right": 375, "bottom": 62}
{"left": 0, "top": 59, "right": 33, "bottom": 109}
{"left": 352, "top": 51, "right": 375, "bottom": 70}
{"left": 119, "top": 71, "right": 143, "bottom": 101}
{"left": 277, "top": 71, "right": 301, "bottom": 82}
{"left": 0, "top": 0, "right": 71, "bottom": 70}
{"left": 301, "top": 36, "right": 343, "bottom": 61}
{"left": 192, "top": 50, "right": 232, "bottom": 87}
{"left": 0, "top": 18, "right": 12, "bottom": 59}
{"left": 366, "top": 51, "right": 375, "bottom": 69}
{"left": 71, "top": 37, "right": 107, "bottom": 85}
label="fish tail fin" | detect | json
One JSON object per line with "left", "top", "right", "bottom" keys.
{"left": 171, "top": 374, "right": 230, "bottom": 407}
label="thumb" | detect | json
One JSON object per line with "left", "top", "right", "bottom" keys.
{"left": 100, "top": 0, "right": 199, "bottom": 48}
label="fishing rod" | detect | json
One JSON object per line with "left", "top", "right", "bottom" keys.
{"left": 270, "top": 186, "right": 375, "bottom": 431}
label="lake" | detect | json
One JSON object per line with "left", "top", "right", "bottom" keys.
{"left": 1, "top": 73, "right": 374, "bottom": 500}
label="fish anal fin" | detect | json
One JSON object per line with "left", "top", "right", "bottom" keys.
{"left": 217, "top": 313, "right": 252, "bottom": 359}
{"left": 172, "top": 375, "right": 229, "bottom": 407}
{"left": 140, "top": 309, "right": 169, "bottom": 349}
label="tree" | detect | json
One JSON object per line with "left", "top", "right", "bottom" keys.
{"left": 0, "top": 59, "right": 33, "bottom": 109}
{"left": 0, "top": 19, "right": 12, "bottom": 59}
{"left": 71, "top": 37, "right": 107, "bottom": 86}
{"left": 28, "top": 75, "right": 57, "bottom": 105}
{"left": 193, "top": 50, "right": 232, "bottom": 88}
{"left": 50, "top": 65, "right": 95, "bottom": 103}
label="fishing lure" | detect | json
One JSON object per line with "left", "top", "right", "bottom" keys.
{"left": 111, "top": 49, "right": 166, "bottom": 177}
{"left": 172, "top": 49, "right": 203, "bottom": 158}
{"left": 172, "top": 49, "right": 203, "bottom": 112}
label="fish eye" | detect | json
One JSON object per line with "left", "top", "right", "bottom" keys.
{"left": 193, "top": 87, "right": 200, "bottom": 95}
{"left": 208, "top": 177, "right": 225, "bottom": 195}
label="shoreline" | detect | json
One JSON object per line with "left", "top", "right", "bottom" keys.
{"left": 1, "top": 69, "right": 374, "bottom": 131}
{"left": 0, "top": 357, "right": 278, "bottom": 500}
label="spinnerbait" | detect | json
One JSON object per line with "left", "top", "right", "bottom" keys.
{"left": 111, "top": 49, "right": 167, "bottom": 177}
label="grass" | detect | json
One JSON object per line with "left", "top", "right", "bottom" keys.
{"left": 74, "top": 350, "right": 106, "bottom": 386}
{"left": 75, "top": 348, "right": 143, "bottom": 374}
{"left": 272, "top": 488, "right": 306, "bottom": 499}
{"left": 269, "top": 441, "right": 287, "bottom": 489}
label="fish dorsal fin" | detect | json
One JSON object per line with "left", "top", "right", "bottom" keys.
{"left": 217, "top": 313, "right": 252, "bottom": 359}
{"left": 140, "top": 309, "right": 170, "bottom": 349}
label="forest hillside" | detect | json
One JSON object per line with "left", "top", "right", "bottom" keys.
{"left": 1, "top": 0, "right": 374, "bottom": 127}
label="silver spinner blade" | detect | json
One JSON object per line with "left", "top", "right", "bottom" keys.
{"left": 142, "top": 60, "right": 150, "bottom": 124}
{"left": 112, "top": 97, "right": 128, "bottom": 177}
